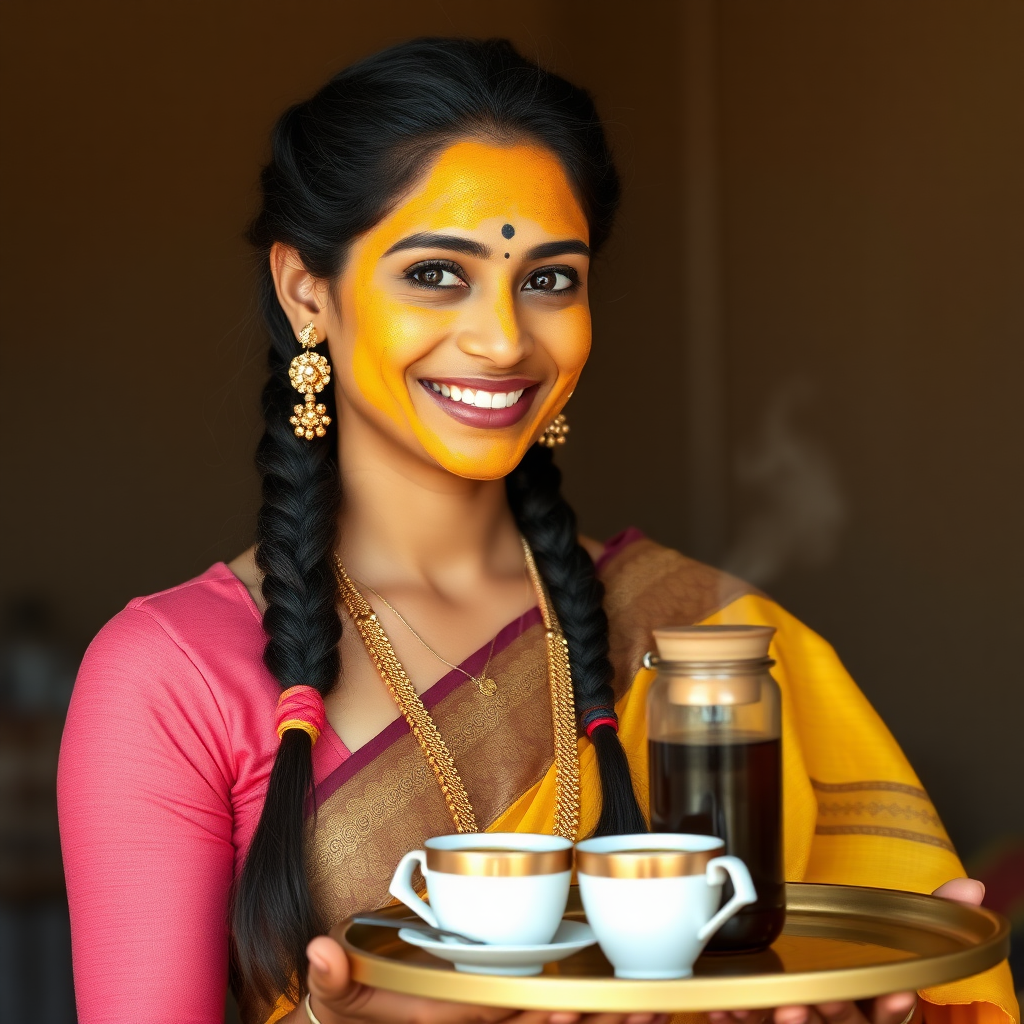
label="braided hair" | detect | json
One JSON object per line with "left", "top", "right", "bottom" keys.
{"left": 232, "top": 37, "right": 646, "bottom": 1005}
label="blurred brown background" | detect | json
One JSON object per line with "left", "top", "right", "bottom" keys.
{"left": 1, "top": 1, "right": 1022, "bottom": 1018}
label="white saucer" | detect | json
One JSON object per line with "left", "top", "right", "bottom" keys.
{"left": 397, "top": 919, "right": 597, "bottom": 976}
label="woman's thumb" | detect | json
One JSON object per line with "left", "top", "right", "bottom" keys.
{"left": 306, "top": 935, "right": 352, "bottom": 1005}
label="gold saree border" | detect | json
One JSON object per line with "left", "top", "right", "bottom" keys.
{"left": 810, "top": 776, "right": 955, "bottom": 853}
{"left": 811, "top": 778, "right": 930, "bottom": 799}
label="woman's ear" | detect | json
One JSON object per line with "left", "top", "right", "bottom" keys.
{"left": 270, "top": 243, "right": 330, "bottom": 339}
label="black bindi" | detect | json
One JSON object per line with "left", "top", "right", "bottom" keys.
{"left": 501, "top": 223, "right": 515, "bottom": 239}
{"left": 504, "top": 252, "right": 510, "bottom": 259}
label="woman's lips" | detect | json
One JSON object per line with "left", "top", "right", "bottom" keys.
{"left": 418, "top": 378, "right": 540, "bottom": 429}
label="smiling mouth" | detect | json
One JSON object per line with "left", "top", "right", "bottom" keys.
{"left": 418, "top": 377, "right": 540, "bottom": 429}
{"left": 424, "top": 379, "right": 529, "bottom": 409}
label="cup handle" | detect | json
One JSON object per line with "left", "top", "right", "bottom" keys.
{"left": 387, "top": 850, "right": 438, "bottom": 929}
{"left": 697, "top": 855, "right": 758, "bottom": 942}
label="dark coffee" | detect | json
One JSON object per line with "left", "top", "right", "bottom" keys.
{"left": 649, "top": 735, "right": 784, "bottom": 951}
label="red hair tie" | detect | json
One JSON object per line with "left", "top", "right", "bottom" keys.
{"left": 275, "top": 685, "right": 327, "bottom": 746}
{"left": 585, "top": 716, "right": 619, "bottom": 739}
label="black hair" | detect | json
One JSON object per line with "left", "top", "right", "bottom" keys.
{"left": 231, "top": 36, "right": 647, "bottom": 1006}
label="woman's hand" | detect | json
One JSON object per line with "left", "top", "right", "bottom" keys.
{"left": 297, "top": 930, "right": 669, "bottom": 1024}
{"left": 707, "top": 878, "right": 985, "bottom": 1024}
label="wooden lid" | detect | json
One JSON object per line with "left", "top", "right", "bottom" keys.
{"left": 653, "top": 625, "right": 775, "bottom": 663}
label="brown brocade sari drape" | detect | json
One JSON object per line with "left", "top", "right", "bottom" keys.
{"left": 303, "top": 529, "right": 752, "bottom": 927}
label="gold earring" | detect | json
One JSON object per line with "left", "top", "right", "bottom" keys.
{"left": 538, "top": 413, "right": 570, "bottom": 448}
{"left": 288, "top": 321, "right": 333, "bottom": 440}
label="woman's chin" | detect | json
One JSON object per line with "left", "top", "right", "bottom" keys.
{"left": 424, "top": 435, "right": 536, "bottom": 481}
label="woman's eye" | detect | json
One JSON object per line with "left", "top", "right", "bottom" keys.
{"left": 523, "top": 267, "right": 578, "bottom": 293}
{"left": 407, "top": 262, "right": 466, "bottom": 289}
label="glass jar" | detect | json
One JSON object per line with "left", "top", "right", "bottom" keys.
{"left": 646, "top": 625, "right": 784, "bottom": 952}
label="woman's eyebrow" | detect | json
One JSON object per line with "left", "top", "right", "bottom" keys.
{"left": 382, "top": 232, "right": 491, "bottom": 258}
{"left": 523, "top": 239, "right": 591, "bottom": 260}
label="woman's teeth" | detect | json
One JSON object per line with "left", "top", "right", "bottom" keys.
{"left": 425, "top": 381, "right": 526, "bottom": 410}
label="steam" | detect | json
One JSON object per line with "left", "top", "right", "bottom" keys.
{"left": 722, "top": 378, "right": 846, "bottom": 587}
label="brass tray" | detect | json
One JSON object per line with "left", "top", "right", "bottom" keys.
{"left": 338, "top": 883, "right": 1009, "bottom": 1011}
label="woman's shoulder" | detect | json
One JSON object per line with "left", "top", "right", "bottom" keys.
{"left": 124, "top": 561, "right": 262, "bottom": 630}
{"left": 75, "top": 562, "right": 270, "bottom": 718}
{"left": 97, "top": 561, "right": 261, "bottom": 644}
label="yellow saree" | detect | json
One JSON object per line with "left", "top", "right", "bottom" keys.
{"left": 264, "top": 533, "right": 1017, "bottom": 1024}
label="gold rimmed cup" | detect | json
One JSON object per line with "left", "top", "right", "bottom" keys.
{"left": 575, "top": 833, "right": 756, "bottom": 979}
{"left": 390, "top": 833, "right": 575, "bottom": 947}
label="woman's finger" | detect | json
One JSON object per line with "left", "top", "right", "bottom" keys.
{"left": 306, "top": 934, "right": 354, "bottom": 1006}
{"left": 775, "top": 1007, "right": 836, "bottom": 1024}
{"left": 814, "top": 1002, "right": 870, "bottom": 1024}
{"left": 574, "top": 1014, "right": 661, "bottom": 1024}
{"left": 500, "top": 1012, "right": 580, "bottom": 1024}
{"left": 493, "top": 1012, "right": 575, "bottom": 1024}
{"left": 509, "top": 1013, "right": 664, "bottom": 1024}
{"left": 814, "top": 993, "right": 916, "bottom": 1024}
{"left": 870, "top": 993, "right": 918, "bottom": 1024}
{"left": 774, "top": 1007, "right": 814, "bottom": 1024}
{"left": 932, "top": 877, "right": 985, "bottom": 905}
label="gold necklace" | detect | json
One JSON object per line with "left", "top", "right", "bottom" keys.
{"left": 356, "top": 581, "right": 499, "bottom": 697}
{"left": 332, "top": 537, "right": 580, "bottom": 839}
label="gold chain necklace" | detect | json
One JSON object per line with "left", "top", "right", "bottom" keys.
{"left": 332, "top": 537, "right": 580, "bottom": 839}
{"left": 356, "top": 580, "right": 499, "bottom": 697}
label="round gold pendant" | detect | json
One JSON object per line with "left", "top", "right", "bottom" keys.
{"left": 290, "top": 394, "right": 332, "bottom": 439}
{"left": 476, "top": 677, "right": 497, "bottom": 696}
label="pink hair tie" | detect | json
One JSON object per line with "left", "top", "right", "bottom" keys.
{"left": 584, "top": 716, "right": 619, "bottom": 739}
{"left": 275, "top": 685, "right": 327, "bottom": 746}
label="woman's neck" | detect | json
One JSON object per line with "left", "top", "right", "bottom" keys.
{"left": 334, "top": 410, "right": 525, "bottom": 595}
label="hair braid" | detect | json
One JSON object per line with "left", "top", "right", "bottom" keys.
{"left": 507, "top": 445, "right": 648, "bottom": 836}
{"left": 230, "top": 275, "right": 341, "bottom": 1004}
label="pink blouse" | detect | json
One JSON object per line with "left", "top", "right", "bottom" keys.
{"left": 57, "top": 564, "right": 351, "bottom": 1024}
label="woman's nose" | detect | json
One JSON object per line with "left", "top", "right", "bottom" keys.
{"left": 455, "top": 282, "right": 532, "bottom": 365}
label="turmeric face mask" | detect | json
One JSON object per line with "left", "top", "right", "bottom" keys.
{"left": 330, "top": 140, "right": 591, "bottom": 480}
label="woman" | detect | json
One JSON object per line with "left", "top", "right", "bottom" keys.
{"left": 57, "top": 38, "right": 1015, "bottom": 1024}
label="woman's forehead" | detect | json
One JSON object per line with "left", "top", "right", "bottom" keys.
{"left": 368, "top": 140, "right": 590, "bottom": 248}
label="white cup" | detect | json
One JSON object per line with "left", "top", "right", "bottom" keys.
{"left": 576, "top": 833, "right": 757, "bottom": 979}
{"left": 388, "top": 832, "right": 574, "bottom": 946}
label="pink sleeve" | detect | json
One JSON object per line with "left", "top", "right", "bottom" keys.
{"left": 59, "top": 606, "right": 236, "bottom": 1024}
